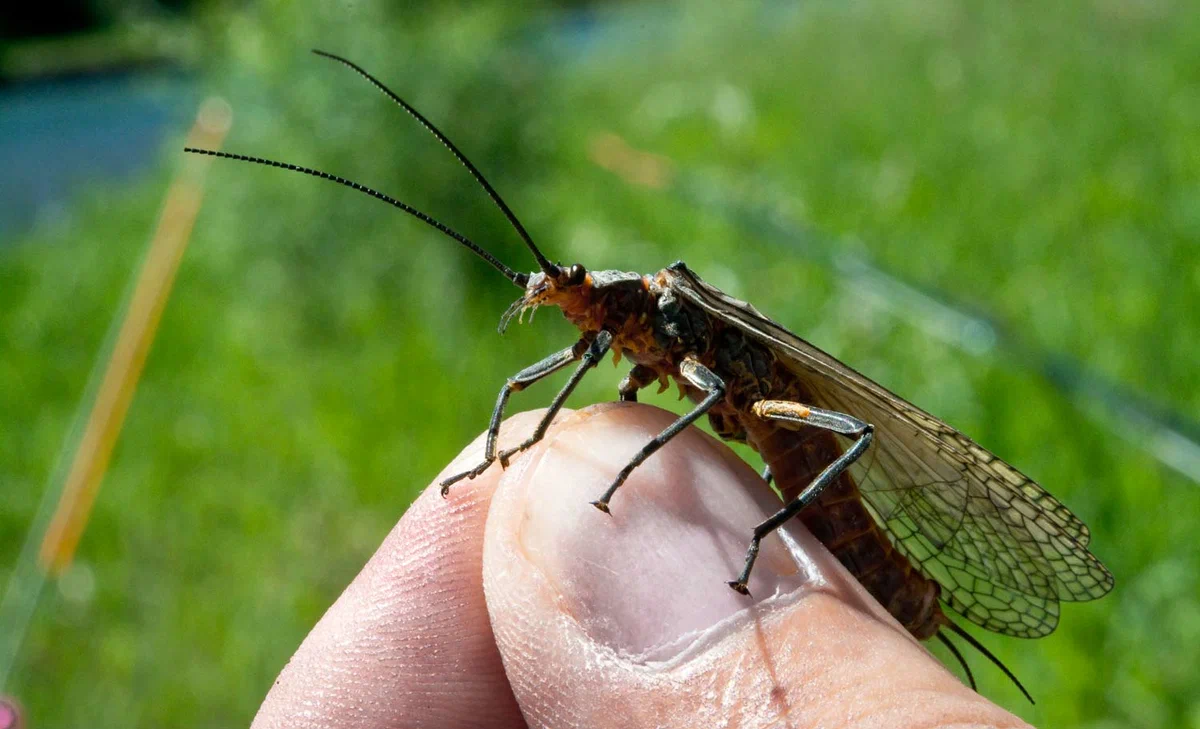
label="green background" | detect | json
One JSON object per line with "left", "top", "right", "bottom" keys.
{"left": 2, "top": 1, "right": 1198, "bottom": 726}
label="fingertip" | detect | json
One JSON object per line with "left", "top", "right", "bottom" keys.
{"left": 482, "top": 403, "right": 1029, "bottom": 728}
{"left": 252, "top": 410, "right": 556, "bottom": 729}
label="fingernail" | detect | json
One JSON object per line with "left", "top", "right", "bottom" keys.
{"left": 515, "top": 404, "right": 822, "bottom": 662}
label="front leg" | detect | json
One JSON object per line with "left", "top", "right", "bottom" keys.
{"left": 440, "top": 334, "right": 604, "bottom": 495}
{"left": 591, "top": 356, "right": 725, "bottom": 512}
{"left": 496, "top": 330, "right": 613, "bottom": 467}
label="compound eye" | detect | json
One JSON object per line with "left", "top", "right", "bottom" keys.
{"left": 566, "top": 263, "right": 587, "bottom": 286}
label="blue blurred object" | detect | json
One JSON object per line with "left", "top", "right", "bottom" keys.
{"left": 0, "top": 69, "right": 196, "bottom": 239}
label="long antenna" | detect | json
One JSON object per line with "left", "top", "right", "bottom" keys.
{"left": 312, "top": 49, "right": 559, "bottom": 277}
{"left": 182, "top": 148, "right": 527, "bottom": 286}
{"left": 943, "top": 621, "right": 1035, "bottom": 705}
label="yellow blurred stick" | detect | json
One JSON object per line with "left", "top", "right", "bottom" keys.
{"left": 37, "top": 98, "right": 233, "bottom": 575}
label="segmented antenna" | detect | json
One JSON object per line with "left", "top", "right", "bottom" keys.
{"left": 942, "top": 621, "right": 1035, "bottom": 705}
{"left": 312, "top": 49, "right": 559, "bottom": 277}
{"left": 183, "top": 148, "right": 528, "bottom": 286}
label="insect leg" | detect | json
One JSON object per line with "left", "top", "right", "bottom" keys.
{"left": 618, "top": 364, "right": 659, "bottom": 403}
{"left": 761, "top": 465, "right": 773, "bottom": 487}
{"left": 728, "top": 400, "right": 874, "bottom": 595}
{"left": 496, "top": 331, "right": 614, "bottom": 466}
{"left": 440, "top": 334, "right": 599, "bottom": 495}
{"left": 591, "top": 357, "right": 725, "bottom": 513}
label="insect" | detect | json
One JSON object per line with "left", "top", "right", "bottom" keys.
{"left": 187, "top": 50, "right": 1114, "bottom": 702}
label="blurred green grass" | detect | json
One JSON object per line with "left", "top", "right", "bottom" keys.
{"left": 2, "top": 1, "right": 1198, "bottom": 726}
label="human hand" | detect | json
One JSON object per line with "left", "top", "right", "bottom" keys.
{"left": 251, "top": 403, "right": 1030, "bottom": 728}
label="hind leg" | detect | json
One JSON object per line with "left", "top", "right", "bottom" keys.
{"left": 729, "top": 400, "right": 874, "bottom": 594}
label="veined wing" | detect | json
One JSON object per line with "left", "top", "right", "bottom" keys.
{"left": 664, "top": 262, "right": 1113, "bottom": 637}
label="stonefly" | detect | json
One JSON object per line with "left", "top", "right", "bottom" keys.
{"left": 186, "top": 50, "right": 1113, "bottom": 703}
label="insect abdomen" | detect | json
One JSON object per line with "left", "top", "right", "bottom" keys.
{"left": 797, "top": 485, "right": 942, "bottom": 640}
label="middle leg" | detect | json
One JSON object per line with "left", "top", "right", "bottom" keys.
{"left": 590, "top": 356, "right": 725, "bottom": 513}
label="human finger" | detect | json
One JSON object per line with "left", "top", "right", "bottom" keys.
{"left": 482, "top": 403, "right": 1030, "bottom": 729}
{"left": 251, "top": 410, "right": 558, "bottom": 729}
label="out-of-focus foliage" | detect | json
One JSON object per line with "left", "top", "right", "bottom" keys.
{"left": 1, "top": 1, "right": 1197, "bottom": 726}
